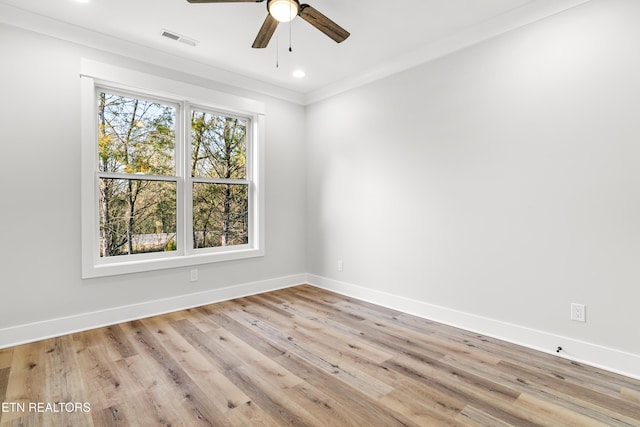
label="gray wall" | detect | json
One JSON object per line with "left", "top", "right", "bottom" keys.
{"left": 1, "top": 0, "right": 639, "bottom": 374}
{"left": 306, "top": 0, "right": 640, "bottom": 356}
{"left": 0, "top": 23, "right": 307, "bottom": 329}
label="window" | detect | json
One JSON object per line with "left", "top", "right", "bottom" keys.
{"left": 81, "top": 61, "right": 264, "bottom": 278}
{"left": 190, "top": 109, "right": 249, "bottom": 250}
{"left": 97, "top": 91, "right": 178, "bottom": 258}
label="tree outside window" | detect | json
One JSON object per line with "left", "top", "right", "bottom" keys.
{"left": 96, "top": 91, "right": 251, "bottom": 259}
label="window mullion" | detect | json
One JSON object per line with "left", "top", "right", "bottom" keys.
{"left": 182, "top": 101, "right": 194, "bottom": 255}
{"left": 191, "top": 178, "right": 250, "bottom": 185}
{"left": 81, "top": 70, "right": 264, "bottom": 278}
{"left": 97, "top": 172, "right": 178, "bottom": 182}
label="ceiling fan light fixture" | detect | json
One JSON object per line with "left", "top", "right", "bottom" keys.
{"left": 268, "top": 0, "right": 299, "bottom": 23}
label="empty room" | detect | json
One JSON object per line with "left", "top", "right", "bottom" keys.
{"left": 1, "top": 0, "right": 639, "bottom": 425}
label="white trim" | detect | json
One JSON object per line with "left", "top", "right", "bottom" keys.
{"left": 0, "top": 3, "right": 305, "bottom": 105}
{"left": 304, "top": 0, "right": 593, "bottom": 104}
{"left": 81, "top": 59, "right": 265, "bottom": 115}
{"left": 2, "top": 273, "right": 639, "bottom": 380}
{"left": 80, "top": 76, "right": 99, "bottom": 276}
{"left": 306, "top": 274, "right": 640, "bottom": 381}
{"left": 0, "top": 274, "right": 306, "bottom": 350}
{"left": 1, "top": 1, "right": 592, "bottom": 106}
{"left": 81, "top": 64, "right": 266, "bottom": 278}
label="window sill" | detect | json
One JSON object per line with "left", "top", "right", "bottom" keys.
{"left": 82, "top": 247, "right": 265, "bottom": 279}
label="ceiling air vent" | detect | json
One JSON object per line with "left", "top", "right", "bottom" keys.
{"left": 161, "top": 29, "right": 199, "bottom": 47}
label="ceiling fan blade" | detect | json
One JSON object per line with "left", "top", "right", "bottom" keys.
{"left": 298, "top": 4, "right": 350, "bottom": 43}
{"left": 186, "top": 0, "right": 264, "bottom": 3}
{"left": 252, "top": 14, "right": 279, "bottom": 48}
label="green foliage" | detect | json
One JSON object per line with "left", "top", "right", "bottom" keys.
{"left": 97, "top": 92, "right": 249, "bottom": 257}
{"left": 98, "top": 92, "right": 176, "bottom": 176}
{"left": 165, "top": 239, "right": 177, "bottom": 252}
{"left": 192, "top": 183, "right": 248, "bottom": 248}
{"left": 191, "top": 110, "right": 248, "bottom": 249}
{"left": 191, "top": 111, "right": 246, "bottom": 180}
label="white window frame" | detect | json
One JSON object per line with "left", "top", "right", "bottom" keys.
{"left": 80, "top": 60, "right": 265, "bottom": 278}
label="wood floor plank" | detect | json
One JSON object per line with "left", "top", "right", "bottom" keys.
{"left": 286, "top": 291, "right": 450, "bottom": 363}
{"left": 1, "top": 285, "right": 639, "bottom": 426}
{"left": 431, "top": 323, "right": 632, "bottom": 399}
{"left": 0, "top": 368, "right": 10, "bottom": 419}
{"left": 74, "top": 330, "right": 131, "bottom": 410}
{"left": 382, "top": 354, "right": 536, "bottom": 427}
{"left": 224, "top": 303, "right": 395, "bottom": 400}
{"left": 76, "top": 325, "right": 197, "bottom": 426}
{"left": 182, "top": 307, "right": 223, "bottom": 333}
{"left": 378, "top": 382, "right": 464, "bottom": 426}
{"left": 273, "top": 352, "right": 418, "bottom": 426}
{"left": 456, "top": 405, "right": 515, "bottom": 427}
{"left": 0, "top": 349, "right": 13, "bottom": 370}
{"left": 41, "top": 335, "right": 94, "bottom": 427}
{"left": 512, "top": 393, "right": 613, "bottom": 427}
{"left": 1, "top": 341, "right": 47, "bottom": 426}
{"left": 224, "top": 365, "right": 311, "bottom": 427}
{"left": 272, "top": 292, "right": 449, "bottom": 368}
{"left": 112, "top": 354, "right": 194, "bottom": 426}
{"left": 90, "top": 405, "right": 131, "bottom": 427}
{"left": 121, "top": 320, "right": 233, "bottom": 427}
{"left": 167, "top": 317, "right": 245, "bottom": 374}
{"left": 142, "top": 316, "right": 251, "bottom": 417}
{"left": 283, "top": 383, "right": 360, "bottom": 427}
{"left": 257, "top": 295, "right": 396, "bottom": 366}
{"left": 100, "top": 324, "right": 138, "bottom": 361}
{"left": 221, "top": 399, "right": 283, "bottom": 427}
{"left": 198, "top": 310, "right": 287, "bottom": 360}
{"left": 443, "top": 351, "right": 638, "bottom": 426}
{"left": 622, "top": 387, "right": 640, "bottom": 404}
{"left": 497, "top": 359, "right": 640, "bottom": 421}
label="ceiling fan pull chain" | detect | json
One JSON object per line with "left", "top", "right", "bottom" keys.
{"left": 276, "top": 33, "right": 279, "bottom": 68}
{"left": 187, "top": 0, "right": 350, "bottom": 49}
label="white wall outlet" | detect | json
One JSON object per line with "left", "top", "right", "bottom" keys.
{"left": 571, "top": 303, "right": 586, "bottom": 322}
{"left": 190, "top": 269, "right": 198, "bottom": 282}
{"left": 337, "top": 260, "right": 344, "bottom": 272}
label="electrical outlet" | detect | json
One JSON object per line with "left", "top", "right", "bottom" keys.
{"left": 337, "top": 260, "right": 344, "bottom": 272}
{"left": 190, "top": 269, "right": 198, "bottom": 282}
{"left": 570, "top": 303, "right": 585, "bottom": 322}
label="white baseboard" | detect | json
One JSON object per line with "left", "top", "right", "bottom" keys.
{"left": 306, "top": 274, "right": 640, "bottom": 381}
{"left": 3, "top": 272, "right": 639, "bottom": 381}
{"left": 0, "top": 273, "right": 306, "bottom": 350}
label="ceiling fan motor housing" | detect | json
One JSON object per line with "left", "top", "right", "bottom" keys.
{"left": 185, "top": 0, "right": 349, "bottom": 48}
{"left": 267, "top": 0, "right": 300, "bottom": 23}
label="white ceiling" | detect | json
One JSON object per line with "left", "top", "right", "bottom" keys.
{"left": 0, "top": 0, "right": 591, "bottom": 103}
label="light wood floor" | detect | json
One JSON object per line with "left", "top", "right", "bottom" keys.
{"left": 1, "top": 285, "right": 639, "bottom": 426}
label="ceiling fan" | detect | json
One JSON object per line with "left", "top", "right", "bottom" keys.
{"left": 186, "top": 0, "right": 350, "bottom": 49}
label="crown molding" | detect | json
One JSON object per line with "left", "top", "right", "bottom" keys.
{"left": 1, "top": 0, "right": 592, "bottom": 106}
{"left": 304, "top": 0, "right": 593, "bottom": 105}
{"left": 0, "top": 3, "right": 306, "bottom": 105}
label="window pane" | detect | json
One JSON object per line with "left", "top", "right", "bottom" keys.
{"left": 99, "top": 178, "right": 177, "bottom": 257}
{"left": 191, "top": 111, "right": 246, "bottom": 179}
{"left": 193, "top": 183, "right": 248, "bottom": 248}
{"left": 98, "top": 92, "right": 176, "bottom": 175}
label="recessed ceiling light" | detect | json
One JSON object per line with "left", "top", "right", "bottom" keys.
{"left": 75, "top": 0, "right": 90, "bottom": 3}
{"left": 293, "top": 70, "right": 306, "bottom": 79}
